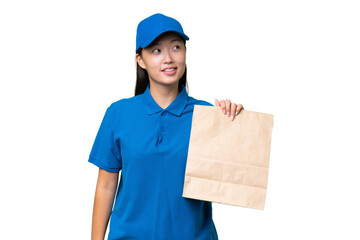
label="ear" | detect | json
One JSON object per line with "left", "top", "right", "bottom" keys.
{"left": 136, "top": 53, "right": 146, "bottom": 70}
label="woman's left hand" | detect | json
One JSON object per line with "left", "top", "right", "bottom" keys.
{"left": 215, "top": 99, "right": 244, "bottom": 121}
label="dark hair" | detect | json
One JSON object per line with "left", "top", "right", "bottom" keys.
{"left": 134, "top": 34, "right": 187, "bottom": 96}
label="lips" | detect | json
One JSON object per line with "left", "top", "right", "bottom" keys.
{"left": 161, "top": 67, "right": 177, "bottom": 76}
{"left": 161, "top": 67, "right": 177, "bottom": 72}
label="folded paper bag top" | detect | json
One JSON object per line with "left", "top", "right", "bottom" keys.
{"left": 182, "top": 105, "right": 274, "bottom": 210}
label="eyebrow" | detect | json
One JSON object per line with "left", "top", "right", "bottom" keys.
{"left": 170, "top": 38, "right": 182, "bottom": 43}
{"left": 149, "top": 37, "right": 182, "bottom": 47}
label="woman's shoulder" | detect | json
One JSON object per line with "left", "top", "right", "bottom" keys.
{"left": 107, "top": 94, "right": 143, "bottom": 113}
{"left": 187, "top": 96, "right": 214, "bottom": 107}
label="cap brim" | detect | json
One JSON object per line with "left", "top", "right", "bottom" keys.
{"left": 139, "top": 29, "right": 189, "bottom": 50}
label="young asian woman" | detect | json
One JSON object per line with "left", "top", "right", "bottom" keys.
{"left": 89, "top": 13, "right": 244, "bottom": 240}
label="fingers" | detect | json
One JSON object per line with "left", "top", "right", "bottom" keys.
{"left": 224, "top": 100, "right": 231, "bottom": 116}
{"left": 214, "top": 98, "right": 220, "bottom": 107}
{"left": 230, "top": 103, "right": 237, "bottom": 121}
{"left": 215, "top": 99, "right": 244, "bottom": 121}
{"left": 218, "top": 99, "right": 232, "bottom": 117}
{"left": 218, "top": 99, "right": 227, "bottom": 114}
{"left": 235, "top": 104, "right": 244, "bottom": 115}
{"left": 220, "top": 99, "right": 232, "bottom": 117}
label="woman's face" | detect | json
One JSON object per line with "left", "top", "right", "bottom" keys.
{"left": 136, "top": 32, "right": 186, "bottom": 87}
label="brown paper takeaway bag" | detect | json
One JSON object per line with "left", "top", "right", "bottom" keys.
{"left": 182, "top": 105, "right": 274, "bottom": 210}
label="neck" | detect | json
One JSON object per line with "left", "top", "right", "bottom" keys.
{"left": 148, "top": 81, "right": 180, "bottom": 110}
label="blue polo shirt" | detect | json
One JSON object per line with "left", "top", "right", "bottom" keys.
{"left": 88, "top": 83, "right": 218, "bottom": 240}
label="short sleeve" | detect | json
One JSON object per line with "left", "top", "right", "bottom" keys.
{"left": 88, "top": 105, "right": 122, "bottom": 172}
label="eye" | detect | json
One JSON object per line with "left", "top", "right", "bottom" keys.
{"left": 152, "top": 48, "right": 160, "bottom": 53}
{"left": 173, "top": 45, "right": 180, "bottom": 50}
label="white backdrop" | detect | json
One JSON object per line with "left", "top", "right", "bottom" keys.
{"left": 1, "top": 0, "right": 359, "bottom": 239}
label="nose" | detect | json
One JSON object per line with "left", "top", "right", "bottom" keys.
{"left": 163, "top": 50, "right": 173, "bottom": 64}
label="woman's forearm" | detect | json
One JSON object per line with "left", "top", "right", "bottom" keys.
{"left": 91, "top": 169, "right": 119, "bottom": 240}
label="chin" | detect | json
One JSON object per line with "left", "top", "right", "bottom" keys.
{"left": 160, "top": 78, "right": 180, "bottom": 85}
{"left": 163, "top": 81, "right": 179, "bottom": 86}
{"left": 150, "top": 77, "right": 180, "bottom": 87}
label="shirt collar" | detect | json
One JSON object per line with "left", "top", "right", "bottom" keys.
{"left": 142, "top": 83, "right": 188, "bottom": 117}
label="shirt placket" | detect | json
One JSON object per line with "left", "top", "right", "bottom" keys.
{"left": 156, "top": 110, "right": 166, "bottom": 146}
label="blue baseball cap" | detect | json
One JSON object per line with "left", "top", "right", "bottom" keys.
{"left": 136, "top": 13, "right": 189, "bottom": 53}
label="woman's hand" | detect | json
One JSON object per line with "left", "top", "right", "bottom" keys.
{"left": 215, "top": 98, "right": 244, "bottom": 121}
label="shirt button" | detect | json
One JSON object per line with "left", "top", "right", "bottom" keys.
{"left": 161, "top": 127, "right": 165, "bottom": 132}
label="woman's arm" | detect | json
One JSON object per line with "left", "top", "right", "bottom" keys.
{"left": 91, "top": 168, "right": 119, "bottom": 240}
